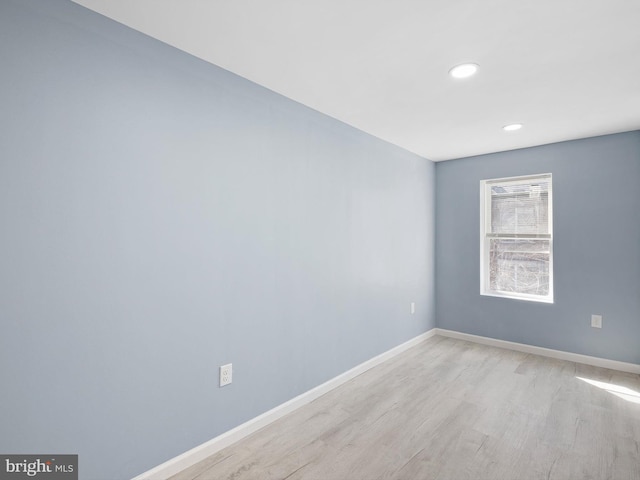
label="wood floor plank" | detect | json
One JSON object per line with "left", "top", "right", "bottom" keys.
{"left": 169, "top": 336, "right": 640, "bottom": 480}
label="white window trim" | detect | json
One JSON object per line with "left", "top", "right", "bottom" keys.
{"left": 480, "top": 173, "right": 554, "bottom": 304}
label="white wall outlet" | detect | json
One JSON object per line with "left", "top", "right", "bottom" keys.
{"left": 410, "top": 302, "right": 416, "bottom": 314}
{"left": 219, "top": 363, "right": 232, "bottom": 387}
{"left": 591, "top": 314, "right": 602, "bottom": 329}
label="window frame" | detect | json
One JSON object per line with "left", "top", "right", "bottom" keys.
{"left": 480, "top": 173, "right": 554, "bottom": 304}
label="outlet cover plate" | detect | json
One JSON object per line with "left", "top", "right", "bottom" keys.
{"left": 220, "top": 363, "right": 232, "bottom": 387}
{"left": 591, "top": 315, "right": 602, "bottom": 329}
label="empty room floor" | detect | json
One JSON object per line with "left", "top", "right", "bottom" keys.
{"left": 170, "top": 336, "right": 640, "bottom": 480}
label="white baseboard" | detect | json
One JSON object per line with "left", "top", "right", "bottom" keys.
{"left": 131, "top": 329, "right": 438, "bottom": 480}
{"left": 133, "top": 327, "right": 639, "bottom": 479}
{"left": 435, "top": 328, "right": 640, "bottom": 374}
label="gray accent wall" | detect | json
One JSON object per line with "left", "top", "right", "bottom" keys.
{"left": 436, "top": 131, "right": 640, "bottom": 364}
{"left": 0, "top": 1, "right": 435, "bottom": 478}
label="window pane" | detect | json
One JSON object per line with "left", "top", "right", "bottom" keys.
{"left": 491, "top": 184, "right": 549, "bottom": 234}
{"left": 489, "top": 239, "right": 550, "bottom": 295}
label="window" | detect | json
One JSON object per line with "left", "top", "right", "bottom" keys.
{"left": 480, "top": 173, "right": 553, "bottom": 303}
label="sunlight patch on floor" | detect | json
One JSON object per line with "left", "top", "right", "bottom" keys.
{"left": 576, "top": 376, "right": 640, "bottom": 404}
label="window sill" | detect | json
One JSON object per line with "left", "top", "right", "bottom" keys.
{"left": 481, "top": 291, "right": 554, "bottom": 304}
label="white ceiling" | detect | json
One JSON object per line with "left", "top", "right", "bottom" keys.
{"left": 72, "top": 0, "right": 640, "bottom": 161}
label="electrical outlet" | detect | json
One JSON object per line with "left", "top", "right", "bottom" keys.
{"left": 410, "top": 302, "right": 416, "bottom": 314}
{"left": 591, "top": 314, "right": 602, "bottom": 329}
{"left": 219, "top": 363, "right": 232, "bottom": 387}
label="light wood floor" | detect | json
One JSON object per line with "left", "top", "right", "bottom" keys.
{"left": 171, "top": 336, "right": 640, "bottom": 480}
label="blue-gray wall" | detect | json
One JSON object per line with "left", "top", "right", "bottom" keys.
{"left": 0, "top": 1, "right": 435, "bottom": 478}
{"left": 436, "top": 131, "right": 640, "bottom": 364}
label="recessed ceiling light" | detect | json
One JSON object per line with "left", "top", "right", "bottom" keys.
{"left": 448, "top": 63, "right": 479, "bottom": 79}
{"left": 503, "top": 123, "right": 523, "bottom": 131}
